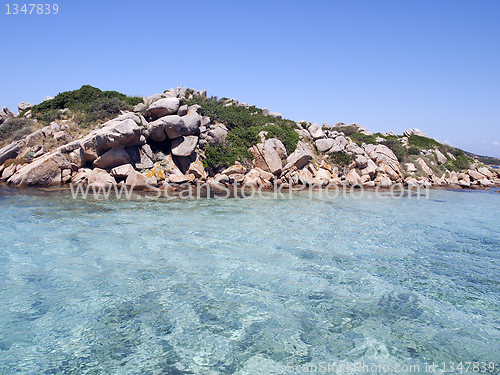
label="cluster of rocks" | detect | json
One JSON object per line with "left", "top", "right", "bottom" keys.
{"left": 0, "top": 88, "right": 285, "bottom": 189}
{"left": 1, "top": 87, "right": 499, "bottom": 190}
{"left": 0, "top": 102, "right": 37, "bottom": 125}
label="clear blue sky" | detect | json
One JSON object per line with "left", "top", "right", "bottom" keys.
{"left": 1, "top": 0, "right": 499, "bottom": 156}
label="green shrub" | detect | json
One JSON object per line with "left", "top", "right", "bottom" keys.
{"left": 30, "top": 85, "right": 141, "bottom": 126}
{"left": 350, "top": 132, "right": 381, "bottom": 146}
{"left": 16, "top": 108, "right": 31, "bottom": 118}
{"left": 435, "top": 147, "right": 473, "bottom": 171}
{"left": 203, "top": 143, "right": 253, "bottom": 172}
{"left": 38, "top": 109, "right": 69, "bottom": 123}
{"left": 0, "top": 118, "right": 34, "bottom": 142}
{"left": 74, "top": 97, "right": 131, "bottom": 126}
{"left": 408, "top": 146, "right": 420, "bottom": 155}
{"left": 184, "top": 96, "right": 299, "bottom": 168}
{"left": 452, "top": 153, "right": 472, "bottom": 170}
{"left": 333, "top": 125, "right": 358, "bottom": 136}
{"left": 384, "top": 138, "right": 407, "bottom": 161}
{"left": 12, "top": 126, "right": 33, "bottom": 141}
{"left": 327, "top": 152, "right": 355, "bottom": 168}
{"left": 262, "top": 124, "right": 299, "bottom": 154}
{"left": 408, "top": 135, "right": 440, "bottom": 149}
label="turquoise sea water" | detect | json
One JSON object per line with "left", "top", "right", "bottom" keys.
{"left": 0, "top": 186, "right": 499, "bottom": 374}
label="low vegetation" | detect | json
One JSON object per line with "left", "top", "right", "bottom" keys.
{"left": 0, "top": 118, "right": 35, "bottom": 143}
{"left": 333, "top": 125, "right": 357, "bottom": 136}
{"left": 348, "top": 129, "right": 475, "bottom": 171}
{"left": 1, "top": 85, "right": 487, "bottom": 177}
{"left": 30, "top": 85, "right": 143, "bottom": 127}
{"left": 439, "top": 146, "right": 474, "bottom": 172}
{"left": 327, "top": 152, "right": 355, "bottom": 168}
{"left": 383, "top": 137, "right": 408, "bottom": 162}
{"left": 407, "top": 134, "right": 440, "bottom": 149}
{"left": 463, "top": 152, "right": 500, "bottom": 166}
{"left": 184, "top": 96, "right": 299, "bottom": 171}
{"left": 349, "top": 132, "right": 381, "bottom": 146}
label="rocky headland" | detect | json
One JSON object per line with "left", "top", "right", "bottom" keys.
{"left": 1, "top": 85, "right": 499, "bottom": 192}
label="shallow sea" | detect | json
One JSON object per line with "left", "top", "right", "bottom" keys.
{"left": 0, "top": 185, "right": 499, "bottom": 374}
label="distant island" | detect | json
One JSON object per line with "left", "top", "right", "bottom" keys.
{"left": 1, "top": 85, "right": 499, "bottom": 190}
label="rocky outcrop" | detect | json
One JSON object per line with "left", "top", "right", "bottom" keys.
{"left": 308, "top": 123, "right": 325, "bottom": 139}
{"left": 2, "top": 86, "right": 500, "bottom": 191}
{"left": 110, "top": 163, "right": 136, "bottom": 180}
{"left": 477, "top": 167, "right": 495, "bottom": 179}
{"left": 80, "top": 114, "right": 145, "bottom": 162}
{"left": 171, "top": 136, "right": 198, "bottom": 157}
{"left": 200, "top": 123, "right": 228, "bottom": 146}
{"left": 371, "top": 145, "right": 403, "bottom": 181}
{"left": 265, "top": 138, "right": 287, "bottom": 159}
{"left": 88, "top": 168, "right": 117, "bottom": 187}
{"left": 355, "top": 155, "right": 368, "bottom": 169}
{"left": 434, "top": 149, "right": 447, "bottom": 164}
{"left": 8, "top": 151, "right": 70, "bottom": 186}
{"left": 18, "top": 102, "right": 34, "bottom": 113}
{"left": 169, "top": 174, "right": 195, "bottom": 184}
{"left": 249, "top": 139, "right": 284, "bottom": 175}
{"left": 147, "top": 112, "right": 201, "bottom": 141}
{"left": 416, "top": 158, "right": 434, "bottom": 177}
{"left": 467, "top": 169, "right": 485, "bottom": 181}
{"left": 345, "top": 169, "right": 361, "bottom": 185}
{"left": 93, "top": 147, "right": 131, "bottom": 169}
{"left": 0, "top": 107, "right": 15, "bottom": 124}
{"left": 311, "top": 168, "right": 331, "bottom": 186}
{"left": 222, "top": 162, "right": 246, "bottom": 176}
{"left": 315, "top": 138, "right": 334, "bottom": 152}
{"left": 0, "top": 140, "right": 25, "bottom": 165}
{"left": 298, "top": 168, "right": 313, "bottom": 185}
{"left": 242, "top": 169, "right": 265, "bottom": 187}
{"left": 404, "top": 128, "right": 429, "bottom": 138}
{"left": 125, "top": 170, "right": 156, "bottom": 189}
{"left": 284, "top": 141, "right": 314, "bottom": 170}
{"left": 1, "top": 164, "right": 18, "bottom": 180}
{"left": 187, "top": 157, "right": 207, "bottom": 180}
{"left": 146, "top": 97, "right": 180, "bottom": 120}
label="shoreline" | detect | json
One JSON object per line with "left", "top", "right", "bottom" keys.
{"left": 1, "top": 180, "right": 497, "bottom": 201}
{"left": 2, "top": 88, "right": 500, "bottom": 195}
